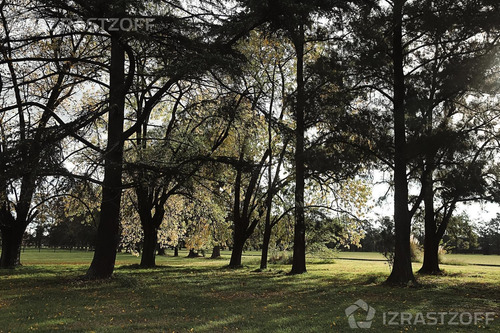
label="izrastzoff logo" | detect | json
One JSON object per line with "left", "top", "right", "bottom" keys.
{"left": 345, "top": 299, "right": 496, "bottom": 329}
{"left": 58, "top": 17, "right": 155, "bottom": 32}
{"left": 345, "top": 299, "right": 376, "bottom": 329}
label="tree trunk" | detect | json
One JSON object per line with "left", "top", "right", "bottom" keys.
{"left": 229, "top": 237, "right": 245, "bottom": 267}
{"left": 419, "top": 167, "right": 442, "bottom": 274}
{"left": 386, "top": 0, "right": 416, "bottom": 285}
{"left": 0, "top": 227, "right": 23, "bottom": 268}
{"left": 260, "top": 221, "right": 272, "bottom": 270}
{"left": 157, "top": 247, "right": 165, "bottom": 256}
{"left": 187, "top": 249, "right": 199, "bottom": 258}
{"left": 291, "top": 23, "right": 307, "bottom": 275}
{"left": 229, "top": 154, "right": 246, "bottom": 268}
{"left": 85, "top": 36, "right": 126, "bottom": 280}
{"left": 261, "top": 52, "right": 275, "bottom": 272}
{"left": 174, "top": 246, "right": 179, "bottom": 257}
{"left": 210, "top": 246, "right": 221, "bottom": 259}
{"left": 140, "top": 224, "right": 158, "bottom": 267}
{"left": 419, "top": 237, "right": 440, "bottom": 274}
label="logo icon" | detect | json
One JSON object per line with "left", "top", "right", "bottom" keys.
{"left": 345, "top": 299, "right": 376, "bottom": 329}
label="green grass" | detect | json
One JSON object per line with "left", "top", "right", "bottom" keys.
{"left": 0, "top": 249, "right": 499, "bottom": 332}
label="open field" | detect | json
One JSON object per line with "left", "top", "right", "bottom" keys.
{"left": 0, "top": 249, "right": 499, "bottom": 332}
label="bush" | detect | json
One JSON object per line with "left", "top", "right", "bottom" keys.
{"left": 307, "top": 243, "right": 337, "bottom": 259}
{"left": 268, "top": 250, "right": 293, "bottom": 265}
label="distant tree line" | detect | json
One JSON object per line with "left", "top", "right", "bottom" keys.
{"left": 357, "top": 215, "right": 500, "bottom": 255}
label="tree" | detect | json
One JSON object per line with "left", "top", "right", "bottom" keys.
{"left": 348, "top": 0, "right": 499, "bottom": 280}
{"left": 45, "top": 0, "right": 235, "bottom": 276}
{"left": 442, "top": 214, "right": 479, "bottom": 254}
{"left": 382, "top": 0, "right": 416, "bottom": 285}
{"left": 239, "top": 0, "right": 372, "bottom": 274}
{"left": 0, "top": 1, "right": 104, "bottom": 267}
{"left": 125, "top": 90, "right": 235, "bottom": 267}
{"left": 479, "top": 214, "right": 500, "bottom": 255}
{"left": 80, "top": 0, "right": 266, "bottom": 276}
{"left": 224, "top": 29, "right": 295, "bottom": 270}
{"left": 391, "top": 0, "right": 500, "bottom": 274}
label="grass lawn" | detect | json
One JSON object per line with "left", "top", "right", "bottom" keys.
{"left": 335, "top": 251, "right": 500, "bottom": 266}
{"left": 0, "top": 249, "right": 499, "bottom": 332}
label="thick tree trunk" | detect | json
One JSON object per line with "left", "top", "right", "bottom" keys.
{"left": 187, "top": 249, "right": 199, "bottom": 258}
{"left": 291, "top": 24, "right": 307, "bottom": 275}
{"left": 386, "top": 0, "right": 416, "bottom": 285}
{"left": 229, "top": 237, "right": 245, "bottom": 267}
{"left": 419, "top": 237, "right": 440, "bottom": 274}
{"left": 229, "top": 216, "right": 247, "bottom": 267}
{"left": 210, "top": 246, "right": 221, "bottom": 259}
{"left": 0, "top": 227, "right": 23, "bottom": 268}
{"left": 140, "top": 224, "right": 158, "bottom": 267}
{"left": 157, "top": 247, "right": 165, "bottom": 256}
{"left": 174, "top": 246, "right": 179, "bottom": 257}
{"left": 419, "top": 168, "right": 442, "bottom": 274}
{"left": 85, "top": 36, "right": 125, "bottom": 280}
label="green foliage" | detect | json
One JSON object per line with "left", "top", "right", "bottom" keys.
{"left": 478, "top": 214, "right": 500, "bottom": 255}
{"left": 268, "top": 249, "right": 293, "bottom": 265}
{"left": 443, "top": 214, "right": 480, "bottom": 254}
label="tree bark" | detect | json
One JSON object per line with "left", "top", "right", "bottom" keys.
{"left": 187, "top": 249, "right": 199, "bottom": 258}
{"left": 174, "top": 246, "right": 179, "bottom": 257}
{"left": 229, "top": 152, "right": 247, "bottom": 268}
{"left": 0, "top": 227, "right": 23, "bottom": 268}
{"left": 291, "top": 23, "right": 307, "bottom": 275}
{"left": 229, "top": 235, "right": 245, "bottom": 267}
{"left": 419, "top": 166, "right": 442, "bottom": 274}
{"left": 85, "top": 36, "right": 126, "bottom": 279}
{"left": 140, "top": 224, "right": 158, "bottom": 267}
{"left": 419, "top": 236, "right": 440, "bottom": 274}
{"left": 386, "top": 0, "right": 416, "bottom": 285}
{"left": 260, "top": 222, "right": 272, "bottom": 270}
{"left": 229, "top": 211, "right": 247, "bottom": 267}
{"left": 210, "top": 245, "right": 221, "bottom": 259}
{"left": 137, "top": 194, "right": 165, "bottom": 268}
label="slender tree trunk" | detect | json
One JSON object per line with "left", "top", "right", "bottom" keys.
{"left": 140, "top": 224, "right": 158, "bottom": 267}
{"left": 260, "top": 150, "right": 273, "bottom": 270}
{"left": 260, "top": 223, "right": 272, "bottom": 270}
{"left": 85, "top": 36, "right": 126, "bottom": 279}
{"left": 210, "top": 246, "right": 221, "bottom": 259}
{"left": 0, "top": 227, "right": 23, "bottom": 268}
{"left": 386, "top": 0, "right": 416, "bottom": 285}
{"left": 260, "top": 56, "right": 276, "bottom": 272}
{"left": 174, "top": 246, "right": 179, "bottom": 257}
{"left": 229, "top": 153, "right": 246, "bottom": 268}
{"left": 291, "top": 23, "right": 307, "bottom": 275}
{"left": 157, "top": 247, "right": 165, "bottom": 256}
